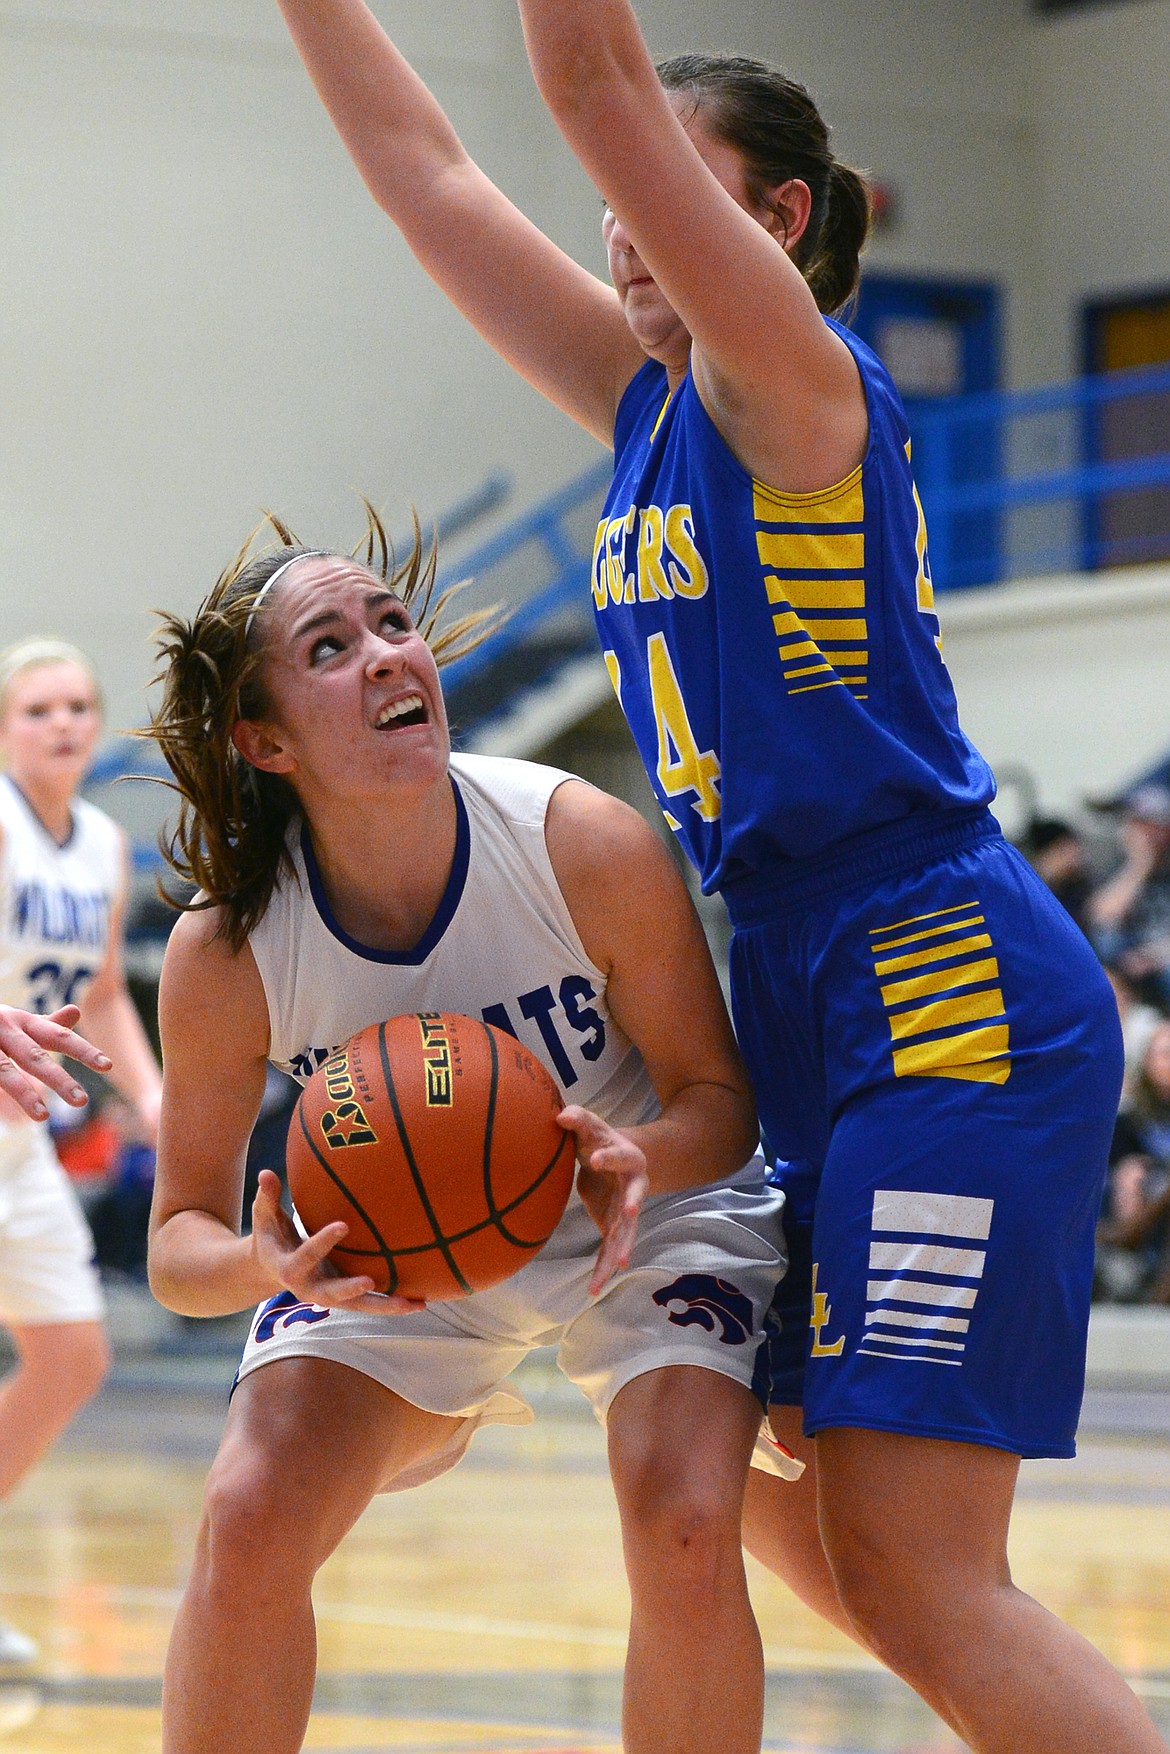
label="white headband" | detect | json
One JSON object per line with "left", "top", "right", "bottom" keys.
{"left": 244, "top": 550, "right": 332, "bottom": 641}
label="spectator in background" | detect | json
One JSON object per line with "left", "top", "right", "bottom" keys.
{"left": 1097, "top": 1021, "right": 1170, "bottom": 1304}
{"left": 1022, "top": 815, "right": 1093, "bottom": 934}
{"left": 1089, "top": 784, "right": 1170, "bottom": 1009}
{"left": 1103, "top": 961, "right": 1165, "bottom": 1110}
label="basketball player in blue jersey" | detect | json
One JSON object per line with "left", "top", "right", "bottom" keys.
{"left": 0, "top": 640, "right": 163, "bottom": 1662}
{"left": 146, "top": 515, "right": 790, "bottom": 1754}
{"left": 270, "top": 5, "right": 1163, "bottom": 1749}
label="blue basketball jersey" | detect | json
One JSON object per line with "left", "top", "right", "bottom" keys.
{"left": 594, "top": 319, "right": 995, "bottom": 892}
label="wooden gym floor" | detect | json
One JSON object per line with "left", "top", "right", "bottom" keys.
{"left": 1, "top": 1346, "right": 1169, "bottom": 1753}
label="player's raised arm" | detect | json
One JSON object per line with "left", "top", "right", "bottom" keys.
{"left": 514, "top": 0, "right": 870, "bottom": 490}
{"left": 546, "top": 780, "right": 759, "bottom": 1198}
{"left": 274, "top": 0, "right": 643, "bottom": 442}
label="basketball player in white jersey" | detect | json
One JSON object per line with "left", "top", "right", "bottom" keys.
{"left": 147, "top": 515, "right": 789, "bottom": 1754}
{"left": 0, "top": 640, "right": 163, "bottom": 1661}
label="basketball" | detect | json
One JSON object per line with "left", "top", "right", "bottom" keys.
{"left": 285, "top": 1012, "right": 577, "bottom": 1300}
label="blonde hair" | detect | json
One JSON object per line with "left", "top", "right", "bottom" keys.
{"left": 146, "top": 505, "right": 502, "bottom": 950}
{"left": 0, "top": 639, "right": 101, "bottom": 717}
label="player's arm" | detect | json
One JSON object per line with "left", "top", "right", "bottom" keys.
{"left": 514, "top": 0, "right": 868, "bottom": 489}
{"left": 274, "top": 0, "right": 643, "bottom": 443}
{"left": 149, "top": 906, "right": 420, "bottom": 1318}
{"left": 546, "top": 779, "right": 759, "bottom": 1198}
{"left": 74, "top": 840, "right": 163, "bottom": 1141}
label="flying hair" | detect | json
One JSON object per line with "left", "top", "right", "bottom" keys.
{"left": 145, "top": 502, "right": 503, "bottom": 950}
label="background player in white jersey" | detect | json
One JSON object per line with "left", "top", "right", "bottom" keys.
{"left": 146, "top": 515, "right": 787, "bottom": 1754}
{"left": 0, "top": 639, "right": 163, "bottom": 1661}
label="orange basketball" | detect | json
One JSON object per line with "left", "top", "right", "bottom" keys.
{"left": 285, "top": 1012, "right": 576, "bottom": 1300}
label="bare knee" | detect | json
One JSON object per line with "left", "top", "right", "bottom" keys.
{"left": 197, "top": 1449, "right": 320, "bottom": 1600}
{"left": 821, "top": 1509, "right": 1009, "bottom": 1673}
{"left": 61, "top": 1325, "right": 111, "bottom": 1405}
{"left": 616, "top": 1450, "right": 742, "bottom": 1602}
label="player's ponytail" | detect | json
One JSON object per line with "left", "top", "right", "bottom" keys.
{"left": 146, "top": 507, "right": 501, "bottom": 951}
{"left": 802, "top": 159, "right": 872, "bottom": 317}
{"left": 656, "top": 53, "right": 871, "bottom": 317}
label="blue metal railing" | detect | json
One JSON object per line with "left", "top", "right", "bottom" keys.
{"left": 94, "top": 361, "right": 1170, "bottom": 875}
{"left": 437, "top": 457, "right": 609, "bottom": 702}
{"left": 910, "top": 358, "right": 1170, "bottom": 589}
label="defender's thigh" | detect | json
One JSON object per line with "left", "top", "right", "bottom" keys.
{"left": 802, "top": 886, "right": 1121, "bottom": 1457}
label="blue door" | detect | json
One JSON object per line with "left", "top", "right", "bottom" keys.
{"left": 850, "top": 274, "right": 1003, "bottom": 589}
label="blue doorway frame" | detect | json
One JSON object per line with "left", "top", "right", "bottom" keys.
{"left": 850, "top": 273, "right": 1003, "bottom": 588}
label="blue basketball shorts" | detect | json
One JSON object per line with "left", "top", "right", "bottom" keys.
{"left": 725, "top": 808, "right": 1123, "bottom": 1460}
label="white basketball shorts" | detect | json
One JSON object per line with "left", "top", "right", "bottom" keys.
{"left": 236, "top": 1158, "right": 787, "bottom": 1489}
{"left": 0, "top": 1121, "right": 105, "bottom": 1324}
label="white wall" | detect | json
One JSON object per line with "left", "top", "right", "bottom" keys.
{"left": 1030, "top": 0, "right": 1170, "bottom": 380}
{"left": 1, "top": 0, "right": 1039, "bottom": 741}
{"left": 4, "top": 0, "right": 1170, "bottom": 756}
{"left": 940, "top": 565, "right": 1170, "bottom": 818}
{"left": 0, "top": 0, "right": 608, "bottom": 736}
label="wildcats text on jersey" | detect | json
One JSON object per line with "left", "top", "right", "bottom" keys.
{"left": 287, "top": 976, "right": 607, "bottom": 1091}
{"left": 10, "top": 880, "right": 111, "bottom": 949}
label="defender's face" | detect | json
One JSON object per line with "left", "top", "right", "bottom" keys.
{"left": 246, "top": 557, "right": 450, "bottom": 801}
{"left": 0, "top": 662, "right": 101, "bottom": 791}
{"left": 603, "top": 103, "right": 780, "bottom": 361}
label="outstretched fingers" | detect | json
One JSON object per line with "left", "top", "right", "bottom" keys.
{"left": 0, "top": 1004, "right": 113, "bottom": 1120}
{"left": 560, "top": 1105, "right": 648, "bottom": 1296}
{"left": 251, "top": 1169, "right": 426, "bottom": 1317}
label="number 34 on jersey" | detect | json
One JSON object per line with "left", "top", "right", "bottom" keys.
{"left": 604, "top": 636, "right": 722, "bottom": 831}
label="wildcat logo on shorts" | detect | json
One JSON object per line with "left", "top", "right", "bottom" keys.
{"left": 253, "top": 1291, "right": 331, "bottom": 1344}
{"left": 652, "top": 1274, "right": 754, "bottom": 1345}
{"left": 418, "top": 1013, "right": 454, "bottom": 1106}
{"left": 320, "top": 1048, "right": 378, "bottom": 1148}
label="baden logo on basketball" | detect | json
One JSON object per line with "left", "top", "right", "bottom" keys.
{"left": 286, "top": 1012, "right": 576, "bottom": 1300}
{"left": 418, "top": 1013, "right": 454, "bottom": 1107}
{"left": 319, "top": 1048, "right": 379, "bottom": 1148}
{"left": 320, "top": 1101, "right": 378, "bottom": 1149}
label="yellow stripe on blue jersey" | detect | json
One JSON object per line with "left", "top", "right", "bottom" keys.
{"left": 753, "top": 473, "right": 869, "bottom": 701}
{"left": 868, "top": 901, "right": 1012, "bottom": 1085}
{"left": 595, "top": 321, "right": 996, "bottom": 886}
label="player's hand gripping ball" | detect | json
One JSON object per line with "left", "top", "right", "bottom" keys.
{"left": 286, "top": 1013, "right": 576, "bottom": 1301}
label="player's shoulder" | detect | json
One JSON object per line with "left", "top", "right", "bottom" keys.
{"left": 450, "top": 751, "right": 578, "bottom": 829}
{"left": 544, "top": 779, "right": 671, "bottom": 891}
{"left": 824, "top": 315, "right": 911, "bottom": 449}
{"left": 159, "top": 904, "right": 269, "bottom": 1065}
{"left": 161, "top": 902, "right": 267, "bottom": 1033}
{"left": 164, "top": 901, "right": 257, "bottom": 984}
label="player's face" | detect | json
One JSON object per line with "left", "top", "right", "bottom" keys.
{"left": 0, "top": 662, "right": 101, "bottom": 792}
{"left": 249, "top": 557, "right": 449, "bottom": 801}
{"left": 603, "top": 102, "right": 790, "bottom": 363}
{"left": 1146, "top": 1023, "right": 1170, "bottom": 1099}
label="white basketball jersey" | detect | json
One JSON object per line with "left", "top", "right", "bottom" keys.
{"left": 250, "top": 755, "right": 660, "bottom": 1135}
{"left": 0, "top": 774, "right": 123, "bottom": 1014}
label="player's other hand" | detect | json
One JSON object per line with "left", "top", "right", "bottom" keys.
{"left": 250, "top": 1169, "right": 426, "bottom": 1317}
{"left": 559, "top": 1104, "right": 648, "bottom": 1296}
{"left": 0, "top": 1003, "right": 113, "bottom": 1122}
